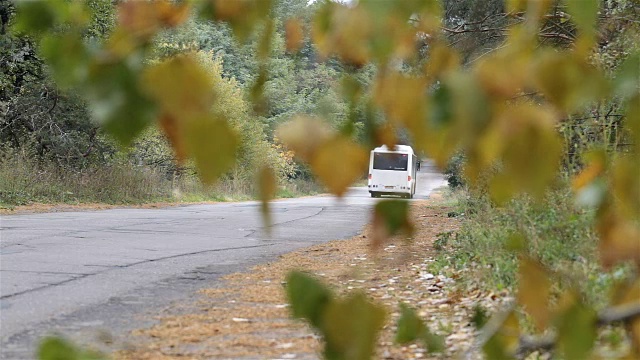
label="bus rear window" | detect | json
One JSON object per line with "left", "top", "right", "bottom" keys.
{"left": 373, "top": 153, "right": 408, "bottom": 171}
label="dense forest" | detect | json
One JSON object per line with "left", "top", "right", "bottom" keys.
{"left": 2, "top": 0, "right": 640, "bottom": 358}
{"left": 0, "top": 0, "right": 375, "bottom": 205}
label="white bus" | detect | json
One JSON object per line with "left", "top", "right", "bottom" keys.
{"left": 367, "top": 145, "right": 417, "bottom": 199}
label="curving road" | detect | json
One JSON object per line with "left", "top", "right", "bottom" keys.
{"left": 0, "top": 162, "right": 446, "bottom": 359}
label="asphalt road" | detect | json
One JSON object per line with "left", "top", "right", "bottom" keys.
{"left": 0, "top": 163, "right": 446, "bottom": 359}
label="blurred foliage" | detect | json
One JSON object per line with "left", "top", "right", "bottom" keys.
{"left": 38, "top": 336, "right": 104, "bottom": 360}
{"left": 286, "top": 271, "right": 386, "bottom": 360}
{"left": 395, "top": 303, "right": 445, "bottom": 353}
{"left": 7, "top": 0, "right": 640, "bottom": 358}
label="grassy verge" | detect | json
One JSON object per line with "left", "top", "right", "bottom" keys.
{"left": 429, "top": 187, "right": 629, "bottom": 309}
{"left": 0, "top": 152, "right": 321, "bottom": 209}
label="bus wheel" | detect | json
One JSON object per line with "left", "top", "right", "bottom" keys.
{"left": 370, "top": 192, "right": 378, "bottom": 198}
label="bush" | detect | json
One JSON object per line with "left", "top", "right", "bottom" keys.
{"left": 443, "top": 152, "right": 466, "bottom": 188}
{"left": 431, "top": 187, "right": 620, "bottom": 307}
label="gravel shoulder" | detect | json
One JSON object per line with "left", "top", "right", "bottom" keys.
{"left": 115, "top": 193, "right": 510, "bottom": 360}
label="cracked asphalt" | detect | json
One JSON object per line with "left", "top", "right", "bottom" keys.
{"left": 0, "top": 163, "right": 446, "bottom": 359}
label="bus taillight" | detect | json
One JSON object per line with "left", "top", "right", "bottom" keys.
{"left": 368, "top": 174, "right": 372, "bottom": 180}
{"left": 408, "top": 175, "right": 412, "bottom": 182}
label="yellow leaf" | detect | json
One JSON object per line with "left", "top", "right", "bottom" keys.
{"left": 572, "top": 150, "right": 606, "bottom": 191}
{"left": 142, "top": 54, "right": 216, "bottom": 120}
{"left": 105, "top": 27, "right": 139, "bottom": 59}
{"left": 556, "top": 299, "right": 597, "bottom": 360}
{"left": 285, "top": 18, "right": 304, "bottom": 53}
{"left": 424, "top": 43, "right": 460, "bottom": 82}
{"left": 489, "top": 173, "right": 518, "bottom": 206}
{"left": 611, "top": 278, "right": 640, "bottom": 354}
{"left": 474, "top": 51, "right": 529, "bottom": 98}
{"left": 374, "top": 71, "right": 427, "bottom": 131}
{"left": 183, "top": 115, "right": 238, "bottom": 185}
{"left": 311, "top": 1, "right": 338, "bottom": 60}
{"left": 483, "top": 309, "right": 520, "bottom": 358}
{"left": 158, "top": 113, "right": 187, "bottom": 163}
{"left": 517, "top": 257, "right": 551, "bottom": 331}
{"left": 311, "top": 136, "right": 369, "bottom": 197}
{"left": 375, "top": 122, "right": 399, "bottom": 151}
{"left": 257, "top": 165, "right": 277, "bottom": 230}
{"left": 532, "top": 50, "right": 609, "bottom": 113}
{"left": 275, "top": 116, "right": 333, "bottom": 162}
{"left": 312, "top": 3, "right": 374, "bottom": 66}
{"left": 322, "top": 292, "right": 387, "bottom": 360}
{"left": 330, "top": 6, "right": 372, "bottom": 66}
{"left": 118, "top": 0, "right": 187, "bottom": 39}
{"left": 506, "top": 0, "right": 527, "bottom": 13}
{"left": 611, "top": 156, "right": 640, "bottom": 219}
{"left": 489, "top": 103, "right": 562, "bottom": 201}
{"left": 208, "top": 0, "right": 273, "bottom": 42}
{"left": 626, "top": 94, "right": 640, "bottom": 154}
{"left": 596, "top": 202, "right": 640, "bottom": 269}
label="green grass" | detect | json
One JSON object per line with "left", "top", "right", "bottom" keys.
{"left": 429, "top": 187, "right": 628, "bottom": 308}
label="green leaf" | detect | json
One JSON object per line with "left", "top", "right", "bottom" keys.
{"left": 396, "top": 303, "right": 444, "bottom": 353}
{"left": 85, "top": 60, "right": 156, "bottom": 146}
{"left": 323, "top": 292, "right": 386, "bottom": 360}
{"left": 38, "top": 337, "right": 79, "bottom": 360}
{"left": 257, "top": 18, "right": 275, "bottom": 60}
{"left": 13, "top": 1, "right": 57, "bottom": 36}
{"left": 183, "top": 115, "right": 238, "bottom": 185}
{"left": 373, "top": 200, "right": 413, "bottom": 237}
{"left": 286, "top": 271, "right": 333, "bottom": 328}
{"left": 471, "top": 304, "right": 489, "bottom": 329}
{"left": 40, "top": 34, "right": 90, "bottom": 89}
{"left": 566, "top": 0, "right": 599, "bottom": 38}
{"left": 429, "top": 85, "right": 453, "bottom": 129}
{"left": 250, "top": 66, "right": 269, "bottom": 115}
{"left": 504, "top": 233, "right": 526, "bottom": 253}
{"left": 556, "top": 301, "right": 597, "bottom": 360}
{"left": 396, "top": 303, "right": 425, "bottom": 344}
{"left": 38, "top": 336, "right": 104, "bottom": 360}
{"left": 613, "top": 52, "right": 640, "bottom": 100}
{"left": 13, "top": 1, "right": 89, "bottom": 36}
{"left": 422, "top": 330, "right": 445, "bottom": 354}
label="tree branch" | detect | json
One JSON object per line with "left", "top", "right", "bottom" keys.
{"left": 516, "top": 302, "right": 640, "bottom": 357}
{"left": 466, "top": 302, "right": 640, "bottom": 359}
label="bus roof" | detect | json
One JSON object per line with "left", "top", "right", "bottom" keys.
{"left": 372, "top": 145, "right": 414, "bottom": 154}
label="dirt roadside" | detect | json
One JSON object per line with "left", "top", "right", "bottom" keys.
{"left": 115, "top": 194, "right": 510, "bottom": 360}
{"left": 0, "top": 194, "right": 327, "bottom": 215}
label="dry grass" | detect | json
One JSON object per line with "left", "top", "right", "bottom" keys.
{"left": 0, "top": 151, "right": 320, "bottom": 211}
